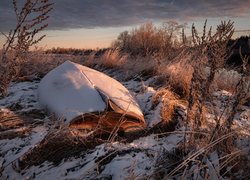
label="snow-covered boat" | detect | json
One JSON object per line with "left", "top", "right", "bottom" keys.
{"left": 38, "top": 61, "right": 145, "bottom": 134}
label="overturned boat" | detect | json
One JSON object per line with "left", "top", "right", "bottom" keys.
{"left": 38, "top": 61, "right": 145, "bottom": 134}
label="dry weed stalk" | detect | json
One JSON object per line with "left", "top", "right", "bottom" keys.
{"left": 184, "top": 20, "right": 234, "bottom": 153}
{"left": 0, "top": 0, "right": 53, "bottom": 96}
{"left": 187, "top": 20, "right": 234, "bottom": 127}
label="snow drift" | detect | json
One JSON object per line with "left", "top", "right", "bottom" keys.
{"left": 38, "top": 61, "right": 145, "bottom": 133}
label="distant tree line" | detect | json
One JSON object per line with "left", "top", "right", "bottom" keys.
{"left": 45, "top": 47, "right": 108, "bottom": 56}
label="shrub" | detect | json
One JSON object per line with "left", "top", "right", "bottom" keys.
{"left": 112, "top": 21, "right": 186, "bottom": 57}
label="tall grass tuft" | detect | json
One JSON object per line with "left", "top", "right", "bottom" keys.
{"left": 101, "top": 49, "right": 128, "bottom": 69}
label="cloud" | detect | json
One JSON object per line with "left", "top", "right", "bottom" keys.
{"left": 0, "top": 0, "right": 250, "bottom": 32}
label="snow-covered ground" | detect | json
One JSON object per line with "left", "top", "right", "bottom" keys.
{"left": 0, "top": 67, "right": 249, "bottom": 179}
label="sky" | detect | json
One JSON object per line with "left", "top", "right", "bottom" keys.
{"left": 0, "top": 0, "right": 250, "bottom": 49}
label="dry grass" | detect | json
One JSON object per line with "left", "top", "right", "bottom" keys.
{"left": 158, "top": 52, "right": 194, "bottom": 98}
{"left": 121, "top": 56, "right": 158, "bottom": 80}
{"left": 13, "top": 48, "right": 167, "bottom": 84}
{"left": 10, "top": 49, "right": 84, "bottom": 80}
{"left": 152, "top": 88, "right": 186, "bottom": 123}
{"left": 100, "top": 49, "right": 128, "bottom": 68}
